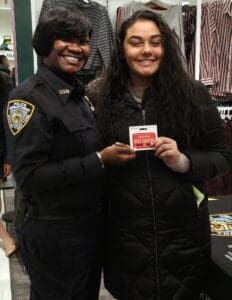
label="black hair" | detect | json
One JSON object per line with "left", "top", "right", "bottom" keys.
{"left": 97, "top": 10, "right": 202, "bottom": 148}
{"left": 0, "top": 71, "right": 12, "bottom": 100}
{"left": 0, "top": 55, "right": 8, "bottom": 64}
{"left": 32, "top": 6, "right": 92, "bottom": 57}
{"left": 0, "top": 72, "right": 5, "bottom": 96}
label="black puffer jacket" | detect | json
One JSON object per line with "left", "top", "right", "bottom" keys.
{"left": 90, "top": 81, "right": 232, "bottom": 300}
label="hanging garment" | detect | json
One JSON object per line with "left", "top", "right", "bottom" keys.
{"left": 200, "top": 3, "right": 219, "bottom": 87}
{"left": 182, "top": 5, "right": 196, "bottom": 62}
{"left": 210, "top": 0, "right": 232, "bottom": 100}
{"left": 182, "top": 5, "right": 196, "bottom": 79}
{"left": 200, "top": 0, "right": 232, "bottom": 101}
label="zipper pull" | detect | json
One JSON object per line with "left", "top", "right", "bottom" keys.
{"left": 142, "top": 109, "right": 146, "bottom": 122}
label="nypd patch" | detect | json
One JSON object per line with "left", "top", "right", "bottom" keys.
{"left": 7, "top": 100, "right": 35, "bottom": 136}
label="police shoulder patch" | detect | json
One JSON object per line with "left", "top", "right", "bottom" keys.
{"left": 7, "top": 100, "right": 35, "bottom": 136}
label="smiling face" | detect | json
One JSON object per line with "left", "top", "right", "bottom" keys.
{"left": 44, "top": 36, "right": 91, "bottom": 76}
{"left": 123, "top": 19, "right": 164, "bottom": 86}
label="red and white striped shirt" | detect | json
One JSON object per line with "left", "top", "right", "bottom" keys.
{"left": 200, "top": 0, "right": 232, "bottom": 100}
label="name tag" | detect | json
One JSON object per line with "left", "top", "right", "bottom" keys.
{"left": 129, "top": 125, "right": 158, "bottom": 151}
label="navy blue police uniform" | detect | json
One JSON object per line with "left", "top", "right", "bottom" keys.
{"left": 4, "top": 65, "right": 105, "bottom": 300}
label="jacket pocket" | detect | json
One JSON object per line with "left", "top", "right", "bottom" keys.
{"left": 61, "top": 117, "right": 98, "bottom": 155}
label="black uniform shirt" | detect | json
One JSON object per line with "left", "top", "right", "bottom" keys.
{"left": 4, "top": 65, "right": 105, "bottom": 217}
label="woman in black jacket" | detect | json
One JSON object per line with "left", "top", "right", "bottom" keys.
{"left": 87, "top": 10, "right": 232, "bottom": 300}
{"left": 0, "top": 71, "right": 15, "bottom": 256}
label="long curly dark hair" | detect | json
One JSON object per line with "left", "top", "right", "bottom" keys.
{"left": 96, "top": 10, "right": 203, "bottom": 149}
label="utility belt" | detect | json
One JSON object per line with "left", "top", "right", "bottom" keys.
{"left": 28, "top": 206, "right": 75, "bottom": 221}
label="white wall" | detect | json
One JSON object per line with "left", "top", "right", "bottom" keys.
{"left": 30, "top": 0, "right": 43, "bottom": 34}
{"left": 0, "top": 0, "right": 14, "bottom": 69}
{"left": 0, "top": 10, "right": 12, "bottom": 47}
{"left": 0, "top": 0, "right": 11, "bottom": 43}
{"left": 30, "top": 0, "right": 43, "bottom": 72}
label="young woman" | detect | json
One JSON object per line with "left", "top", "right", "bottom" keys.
{"left": 87, "top": 10, "right": 232, "bottom": 300}
{"left": 4, "top": 7, "right": 134, "bottom": 299}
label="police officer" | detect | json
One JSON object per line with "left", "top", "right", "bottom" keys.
{"left": 4, "top": 7, "right": 135, "bottom": 300}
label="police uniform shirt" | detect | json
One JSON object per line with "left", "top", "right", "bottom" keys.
{"left": 4, "top": 65, "right": 105, "bottom": 217}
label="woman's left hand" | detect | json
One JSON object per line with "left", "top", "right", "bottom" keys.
{"left": 153, "top": 137, "right": 181, "bottom": 165}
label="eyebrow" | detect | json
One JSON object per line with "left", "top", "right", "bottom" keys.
{"left": 128, "top": 34, "right": 162, "bottom": 39}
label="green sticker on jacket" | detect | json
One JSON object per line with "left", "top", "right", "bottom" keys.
{"left": 192, "top": 185, "right": 205, "bottom": 207}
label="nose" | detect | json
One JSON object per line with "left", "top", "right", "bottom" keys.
{"left": 68, "top": 42, "right": 82, "bottom": 52}
{"left": 142, "top": 42, "right": 152, "bottom": 54}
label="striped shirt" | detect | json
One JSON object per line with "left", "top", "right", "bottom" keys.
{"left": 200, "top": 0, "right": 232, "bottom": 100}
{"left": 200, "top": 3, "right": 219, "bottom": 86}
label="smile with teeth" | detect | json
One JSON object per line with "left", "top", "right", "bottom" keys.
{"left": 137, "top": 59, "right": 155, "bottom": 66}
{"left": 62, "top": 55, "right": 81, "bottom": 63}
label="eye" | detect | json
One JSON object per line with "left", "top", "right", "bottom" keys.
{"left": 129, "top": 39, "right": 143, "bottom": 47}
{"left": 131, "top": 41, "right": 142, "bottom": 47}
{"left": 73, "top": 37, "right": 89, "bottom": 46}
{"left": 151, "top": 40, "right": 162, "bottom": 47}
{"left": 78, "top": 39, "right": 90, "bottom": 46}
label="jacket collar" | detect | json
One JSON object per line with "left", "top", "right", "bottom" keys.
{"left": 37, "top": 65, "right": 85, "bottom": 104}
{"left": 122, "top": 85, "right": 152, "bottom": 110}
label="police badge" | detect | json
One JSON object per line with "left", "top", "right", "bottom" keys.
{"left": 7, "top": 100, "right": 35, "bottom": 135}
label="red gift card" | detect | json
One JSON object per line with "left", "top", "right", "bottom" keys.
{"left": 132, "top": 132, "right": 157, "bottom": 150}
{"left": 129, "top": 125, "right": 158, "bottom": 151}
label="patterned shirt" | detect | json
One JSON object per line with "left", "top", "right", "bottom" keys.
{"left": 200, "top": 0, "right": 232, "bottom": 100}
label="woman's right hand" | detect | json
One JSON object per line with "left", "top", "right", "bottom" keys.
{"left": 100, "top": 142, "right": 136, "bottom": 165}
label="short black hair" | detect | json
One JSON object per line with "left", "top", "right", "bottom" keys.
{"left": 32, "top": 6, "right": 92, "bottom": 57}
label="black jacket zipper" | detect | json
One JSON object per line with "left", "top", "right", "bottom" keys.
{"left": 141, "top": 108, "right": 160, "bottom": 300}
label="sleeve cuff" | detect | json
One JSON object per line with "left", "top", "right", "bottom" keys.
{"left": 165, "top": 153, "right": 190, "bottom": 174}
{"left": 96, "top": 151, "right": 105, "bottom": 168}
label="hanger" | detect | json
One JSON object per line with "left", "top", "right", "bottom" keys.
{"left": 80, "top": 0, "right": 91, "bottom": 4}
